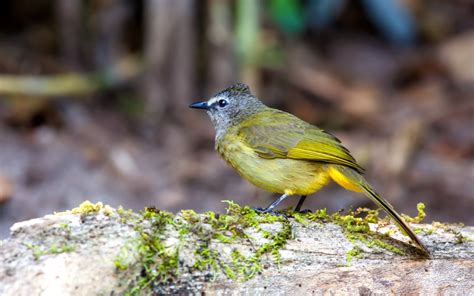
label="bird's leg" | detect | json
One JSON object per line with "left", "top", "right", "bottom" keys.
{"left": 253, "top": 194, "right": 289, "bottom": 214}
{"left": 294, "top": 195, "right": 310, "bottom": 213}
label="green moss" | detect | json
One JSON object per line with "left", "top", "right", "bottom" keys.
{"left": 414, "top": 227, "right": 433, "bottom": 235}
{"left": 113, "top": 257, "right": 129, "bottom": 270}
{"left": 112, "top": 201, "right": 430, "bottom": 293}
{"left": 69, "top": 200, "right": 114, "bottom": 216}
{"left": 334, "top": 212, "right": 370, "bottom": 233}
{"left": 49, "top": 243, "right": 75, "bottom": 254}
{"left": 290, "top": 205, "right": 409, "bottom": 263}
{"left": 24, "top": 243, "right": 45, "bottom": 260}
{"left": 345, "top": 246, "right": 362, "bottom": 265}
{"left": 116, "top": 206, "right": 135, "bottom": 224}
{"left": 114, "top": 240, "right": 139, "bottom": 270}
{"left": 357, "top": 207, "right": 380, "bottom": 224}
{"left": 366, "top": 239, "right": 404, "bottom": 255}
{"left": 117, "top": 206, "right": 134, "bottom": 217}
{"left": 58, "top": 223, "right": 71, "bottom": 232}
{"left": 24, "top": 242, "right": 75, "bottom": 260}
{"left": 115, "top": 201, "right": 293, "bottom": 294}
{"left": 292, "top": 212, "right": 309, "bottom": 225}
{"left": 402, "top": 203, "right": 426, "bottom": 223}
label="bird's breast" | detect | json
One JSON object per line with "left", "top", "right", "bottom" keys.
{"left": 216, "top": 136, "right": 329, "bottom": 195}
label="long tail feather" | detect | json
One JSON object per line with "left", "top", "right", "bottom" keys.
{"left": 360, "top": 183, "right": 430, "bottom": 256}
{"left": 329, "top": 165, "right": 430, "bottom": 257}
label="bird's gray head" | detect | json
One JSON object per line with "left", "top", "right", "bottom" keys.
{"left": 190, "top": 83, "right": 265, "bottom": 136}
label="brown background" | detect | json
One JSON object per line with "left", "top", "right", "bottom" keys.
{"left": 0, "top": 0, "right": 472, "bottom": 237}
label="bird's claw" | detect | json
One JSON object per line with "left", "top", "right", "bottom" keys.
{"left": 252, "top": 207, "right": 265, "bottom": 213}
{"left": 252, "top": 207, "right": 288, "bottom": 218}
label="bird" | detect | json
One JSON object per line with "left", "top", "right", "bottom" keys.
{"left": 190, "top": 83, "right": 429, "bottom": 256}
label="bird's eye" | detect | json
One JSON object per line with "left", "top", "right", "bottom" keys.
{"left": 218, "top": 99, "right": 228, "bottom": 108}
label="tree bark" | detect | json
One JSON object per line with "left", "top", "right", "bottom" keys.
{"left": 0, "top": 204, "right": 472, "bottom": 295}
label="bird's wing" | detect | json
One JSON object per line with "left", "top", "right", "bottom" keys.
{"left": 237, "top": 109, "right": 364, "bottom": 173}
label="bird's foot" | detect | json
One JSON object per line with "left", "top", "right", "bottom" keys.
{"left": 252, "top": 207, "right": 287, "bottom": 218}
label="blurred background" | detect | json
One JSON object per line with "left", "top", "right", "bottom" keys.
{"left": 0, "top": 0, "right": 472, "bottom": 237}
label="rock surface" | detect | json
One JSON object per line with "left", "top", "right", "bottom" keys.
{"left": 0, "top": 203, "right": 473, "bottom": 295}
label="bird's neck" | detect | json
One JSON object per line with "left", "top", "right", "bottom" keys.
{"left": 213, "top": 107, "right": 264, "bottom": 139}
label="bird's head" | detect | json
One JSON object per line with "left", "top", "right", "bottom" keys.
{"left": 190, "top": 83, "right": 265, "bottom": 135}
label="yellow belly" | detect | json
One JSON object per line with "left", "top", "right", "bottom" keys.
{"left": 217, "top": 139, "right": 330, "bottom": 196}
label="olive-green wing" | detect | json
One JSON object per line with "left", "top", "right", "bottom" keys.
{"left": 238, "top": 109, "right": 364, "bottom": 173}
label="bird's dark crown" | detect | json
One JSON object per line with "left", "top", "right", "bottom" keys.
{"left": 213, "top": 83, "right": 251, "bottom": 98}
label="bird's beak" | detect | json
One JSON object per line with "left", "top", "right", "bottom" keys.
{"left": 189, "top": 101, "right": 209, "bottom": 110}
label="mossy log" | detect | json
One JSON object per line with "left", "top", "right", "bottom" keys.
{"left": 0, "top": 202, "right": 472, "bottom": 295}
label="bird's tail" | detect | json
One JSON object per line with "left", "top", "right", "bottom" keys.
{"left": 328, "top": 165, "right": 430, "bottom": 257}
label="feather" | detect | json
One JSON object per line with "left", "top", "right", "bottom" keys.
{"left": 237, "top": 109, "right": 364, "bottom": 173}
